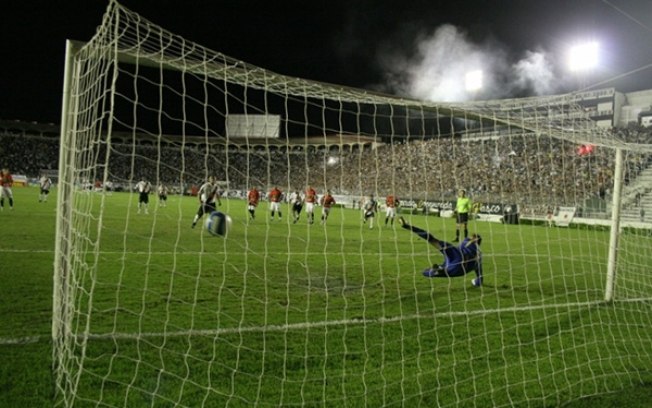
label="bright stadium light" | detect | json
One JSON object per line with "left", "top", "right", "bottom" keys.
{"left": 568, "top": 41, "right": 599, "bottom": 72}
{"left": 465, "top": 70, "right": 483, "bottom": 92}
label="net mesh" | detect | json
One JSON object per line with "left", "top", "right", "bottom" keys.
{"left": 53, "top": 1, "right": 652, "bottom": 406}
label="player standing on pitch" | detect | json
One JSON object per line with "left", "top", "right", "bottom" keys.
{"left": 385, "top": 193, "right": 399, "bottom": 226}
{"left": 0, "top": 168, "right": 14, "bottom": 211}
{"left": 135, "top": 177, "right": 152, "bottom": 214}
{"left": 157, "top": 184, "right": 168, "bottom": 207}
{"left": 268, "top": 186, "right": 283, "bottom": 221}
{"left": 399, "top": 217, "right": 483, "bottom": 286}
{"left": 454, "top": 189, "right": 472, "bottom": 242}
{"left": 38, "top": 174, "right": 53, "bottom": 203}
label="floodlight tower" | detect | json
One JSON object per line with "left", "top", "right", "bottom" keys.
{"left": 568, "top": 41, "right": 599, "bottom": 90}
{"left": 465, "top": 70, "right": 483, "bottom": 100}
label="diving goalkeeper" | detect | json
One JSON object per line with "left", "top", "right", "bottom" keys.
{"left": 399, "top": 217, "right": 483, "bottom": 286}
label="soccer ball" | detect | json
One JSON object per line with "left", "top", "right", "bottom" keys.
{"left": 205, "top": 211, "right": 232, "bottom": 237}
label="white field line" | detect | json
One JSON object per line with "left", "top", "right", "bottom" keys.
{"left": 2, "top": 297, "right": 650, "bottom": 345}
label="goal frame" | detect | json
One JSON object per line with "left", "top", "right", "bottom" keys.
{"left": 54, "top": 4, "right": 649, "bottom": 403}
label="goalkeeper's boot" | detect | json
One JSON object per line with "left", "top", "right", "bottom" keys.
{"left": 398, "top": 216, "right": 406, "bottom": 228}
{"left": 423, "top": 268, "right": 439, "bottom": 278}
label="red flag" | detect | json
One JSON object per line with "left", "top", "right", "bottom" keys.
{"left": 577, "top": 144, "right": 594, "bottom": 156}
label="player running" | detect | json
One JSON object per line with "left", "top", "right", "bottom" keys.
{"left": 362, "top": 194, "right": 378, "bottom": 229}
{"left": 399, "top": 217, "right": 483, "bottom": 286}
{"left": 191, "top": 176, "right": 221, "bottom": 228}
{"left": 289, "top": 189, "right": 304, "bottom": 224}
{"left": 247, "top": 187, "right": 260, "bottom": 220}
{"left": 305, "top": 186, "right": 317, "bottom": 224}
{"left": 320, "top": 190, "right": 336, "bottom": 224}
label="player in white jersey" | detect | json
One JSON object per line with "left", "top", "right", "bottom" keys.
{"left": 135, "top": 178, "right": 152, "bottom": 214}
{"left": 39, "top": 175, "right": 53, "bottom": 202}
{"left": 158, "top": 184, "right": 168, "bottom": 207}
{"left": 191, "top": 176, "right": 221, "bottom": 228}
{"left": 362, "top": 194, "right": 378, "bottom": 229}
{"left": 288, "top": 190, "right": 304, "bottom": 224}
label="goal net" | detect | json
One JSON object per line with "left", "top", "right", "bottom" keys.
{"left": 54, "top": 1, "right": 652, "bottom": 406}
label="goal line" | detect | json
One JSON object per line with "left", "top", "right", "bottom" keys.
{"left": 78, "top": 296, "right": 652, "bottom": 341}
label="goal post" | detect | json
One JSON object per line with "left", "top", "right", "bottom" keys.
{"left": 53, "top": 39, "right": 79, "bottom": 342}
{"left": 605, "top": 147, "right": 625, "bottom": 302}
{"left": 53, "top": 1, "right": 652, "bottom": 407}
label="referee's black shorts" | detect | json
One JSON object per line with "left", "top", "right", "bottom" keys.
{"left": 457, "top": 212, "right": 469, "bottom": 224}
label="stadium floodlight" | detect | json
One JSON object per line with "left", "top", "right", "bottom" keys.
{"left": 568, "top": 41, "right": 599, "bottom": 72}
{"left": 465, "top": 70, "right": 483, "bottom": 92}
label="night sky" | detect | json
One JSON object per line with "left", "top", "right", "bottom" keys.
{"left": 2, "top": 0, "right": 652, "bottom": 124}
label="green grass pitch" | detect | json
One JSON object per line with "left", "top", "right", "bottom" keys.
{"left": 1, "top": 186, "right": 652, "bottom": 407}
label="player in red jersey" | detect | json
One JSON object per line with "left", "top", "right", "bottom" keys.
{"left": 304, "top": 186, "right": 317, "bottom": 224}
{"left": 247, "top": 187, "right": 260, "bottom": 220}
{"left": 0, "top": 168, "right": 14, "bottom": 211}
{"left": 320, "top": 190, "right": 336, "bottom": 224}
{"left": 268, "top": 186, "right": 283, "bottom": 220}
{"left": 385, "top": 194, "right": 400, "bottom": 226}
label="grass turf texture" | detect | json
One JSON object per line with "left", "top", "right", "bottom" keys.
{"left": 1, "top": 186, "right": 651, "bottom": 407}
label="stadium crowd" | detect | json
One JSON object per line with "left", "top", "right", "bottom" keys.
{"left": 1, "top": 125, "right": 651, "bottom": 216}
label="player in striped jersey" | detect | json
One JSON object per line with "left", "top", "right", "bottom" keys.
{"left": 362, "top": 194, "right": 378, "bottom": 229}
{"left": 157, "top": 184, "right": 168, "bottom": 207}
{"left": 135, "top": 178, "right": 152, "bottom": 214}
{"left": 39, "top": 174, "right": 53, "bottom": 203}
{"left": 191, "top": 176, "right": 221, "bottom": 228}
{"left": 289, "top": 190, "right": 304, "bottom": 224}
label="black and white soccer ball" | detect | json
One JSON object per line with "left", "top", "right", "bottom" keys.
{"left": 205, "top": 211, "right": 232, "bottom": 237}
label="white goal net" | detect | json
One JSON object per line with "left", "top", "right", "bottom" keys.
{"left": 54, "top": 1, "right": 652, "bottom": 406}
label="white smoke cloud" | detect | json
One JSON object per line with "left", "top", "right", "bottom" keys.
{"left": 512, "top": 50, "right": 556, "bottom": 96}
{"left": 377, "top": 25, "right": 562, "bottom": 102}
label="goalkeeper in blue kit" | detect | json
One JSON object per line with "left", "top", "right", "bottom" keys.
{"left": 399, "top": 217, "right": 483, "bottom": 286}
